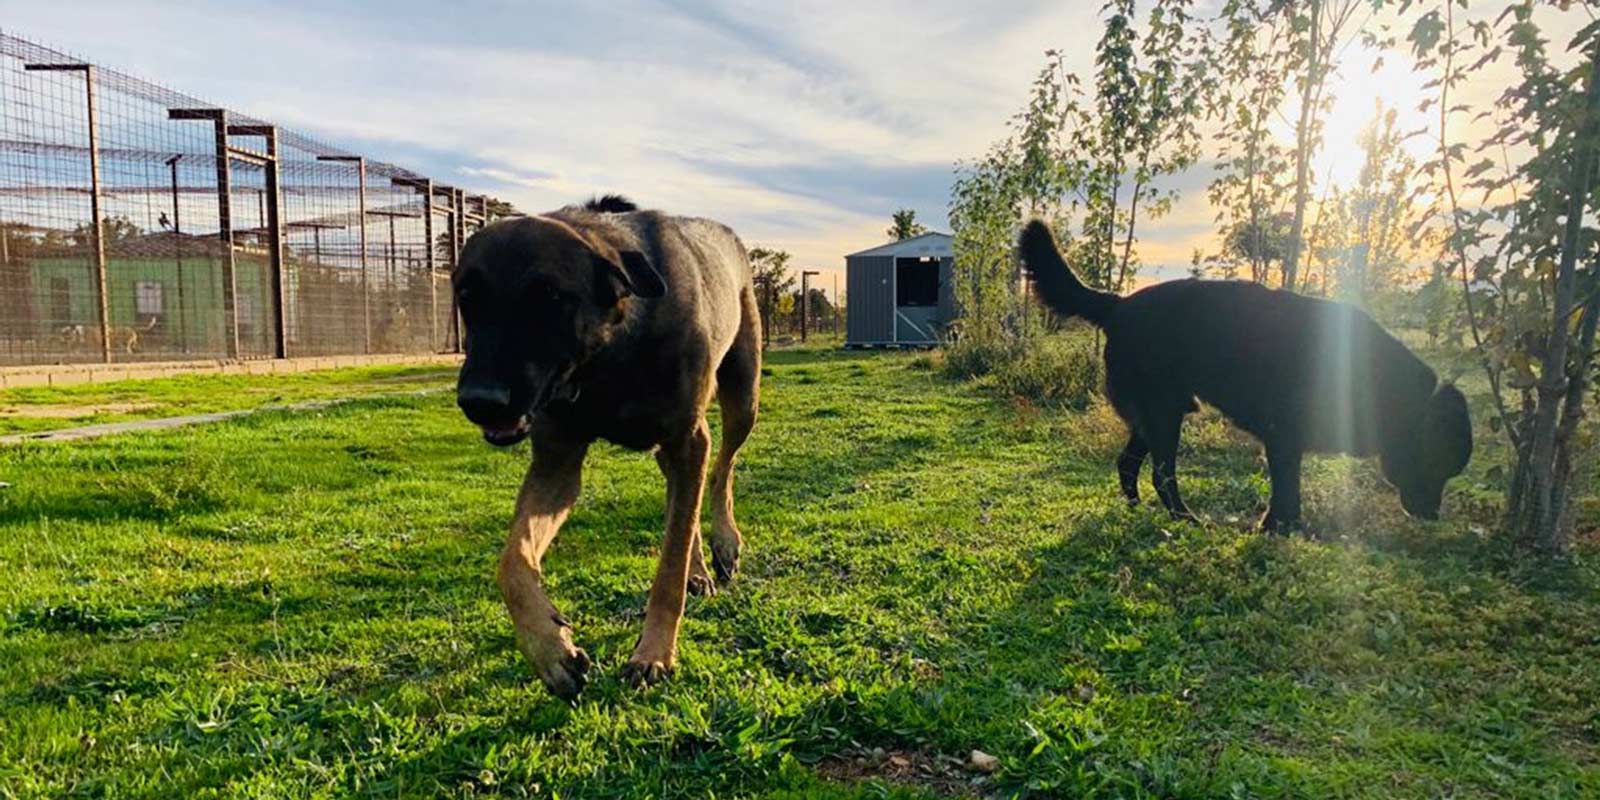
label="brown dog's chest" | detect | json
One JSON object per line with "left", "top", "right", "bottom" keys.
{"left": 539, "top": 382, "right": 697, "bottom": 452}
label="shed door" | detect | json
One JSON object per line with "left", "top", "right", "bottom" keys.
{"left": 894, "top": 257, "right": 941, "bottom": 344}
{"left": 846, "top": 256, "right": 894, "bottom": 344}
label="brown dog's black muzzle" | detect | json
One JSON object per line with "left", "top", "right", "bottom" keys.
{"left": 458, "top": 384, "right": 531, "bottom": 447}
{"left": 457, "top": 384, "right": 513, "bottom": 424}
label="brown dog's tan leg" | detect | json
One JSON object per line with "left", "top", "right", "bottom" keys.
{"left": 656, "top": 448, "right": 715, "bottom": 597}
{"left": 624, "top": 418, "right": 711, "bottom": 686}
{"left": 499, "top": 438, "right": 590, "bottom": 700}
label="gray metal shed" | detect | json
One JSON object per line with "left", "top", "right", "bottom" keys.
{"left": 844, "top": 232, "right": 954, "bottom": 348}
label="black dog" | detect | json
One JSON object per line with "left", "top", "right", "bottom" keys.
{"left": 1018, "top": 220, "right": 1471, "bottom": 530}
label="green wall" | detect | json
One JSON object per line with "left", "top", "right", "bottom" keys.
{"left": 29, "top": 256, "right": 272, "bottom": 353}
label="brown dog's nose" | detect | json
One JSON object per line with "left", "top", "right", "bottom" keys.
{"left": 457, "top": 385, "right": 514, "bottom": 424}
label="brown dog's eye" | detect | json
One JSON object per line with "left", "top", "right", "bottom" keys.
{"left": 526, "top": 283, "right": 564, "bottom": 309}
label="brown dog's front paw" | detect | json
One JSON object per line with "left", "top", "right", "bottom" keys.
{"left": 687, "top": 571, "right": 718, "bottom": 597}
{"left": 620, "top": 659, "right": 672, "bottom": 688}
{"left": 517, "top": 630, "right": 591, "bottom": 702}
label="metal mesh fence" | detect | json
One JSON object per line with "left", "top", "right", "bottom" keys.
{"left": 0, "top": 31, "right": 506, "bottom": 366}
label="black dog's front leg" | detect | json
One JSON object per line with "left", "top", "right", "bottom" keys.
{"left": 1261, "top": 442, "right": 1304, "bottom": 533}
{"left": 1116, "top": 434, "right": 1148, "bottom": 506}
{"left": 1142, "top": 412, "right": 1194, "bottom": 521}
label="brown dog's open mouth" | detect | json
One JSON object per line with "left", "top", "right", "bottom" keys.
{"left": 480, "top": 416, "right": 531, "bottom": 447}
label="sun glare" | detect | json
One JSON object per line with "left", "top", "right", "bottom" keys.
{"left": 1281, "top": 40, "right": 1434, "bottom": 192}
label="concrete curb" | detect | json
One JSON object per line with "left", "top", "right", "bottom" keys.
{"left": 0, "top": 388, "right": 450, "bottom": 446}
{"left": 0, "top": 353, "right": 463, "bottom": 389}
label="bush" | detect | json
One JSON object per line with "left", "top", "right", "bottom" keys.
{"left": 941, "top": 335, "right": 1020, "bottom": 380}
{"left": 994, "top": 335, "right": 1103, "bottom": 408}
{"left": 945, "top": 330, "right": 1102, "bottom": 409}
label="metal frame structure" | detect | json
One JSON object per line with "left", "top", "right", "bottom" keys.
{"left": 22, "top": 62, "right": 111, "bottom": 362}
{"left": 0, "top": 31, "right": 507, "bottom": 367}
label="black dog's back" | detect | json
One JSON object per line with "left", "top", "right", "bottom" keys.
{"left": 1107, "top": 279, "right": 1436, "bottom": 457}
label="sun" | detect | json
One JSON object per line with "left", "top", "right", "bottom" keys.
{"left": 1278, "top": 39, "right": 1435, "bottom": 192}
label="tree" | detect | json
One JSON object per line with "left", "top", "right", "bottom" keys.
{"left": 1295, "top": 104, "right": 1428, "bottom": 302}
{"left": 747, "top": 247, "right": 796, "bottom": 336}
{"left": 948, "top": 2, "right": 1208, "bottom": 365}
{"left": 1208, "top": 0, "right": 1293, "bottom": 286}
{"left": 68, "top": 215, "right": 141, "bottom": 249}
{"left": 887, "top": 209, "right": 927, "bottom": 240}
{"left": 790, "top": 286, "right": 835, "bottom": 334}
{"left": 1069, "top": 0, "right": 1209, "bottom": 294}
{"left": 1279, "top": 0, "right": 1365, "bottom": 292}
{"left": 1336, "top": 105, "right": 1425, "bottom": 301}
{"left": 1391, "top": 1, "right": 1600, "bottom": 553}
{"left": 950, "top": 136, "right": 1029, "bottom": 352}
{"left": 1221, "top": 211, "right": 1293, "bottom": 282}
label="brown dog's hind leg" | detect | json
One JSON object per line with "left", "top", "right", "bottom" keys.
{"left": 708, "top": 296, "right": 760, "bottom": 584}
{"left": 499, "top": 436, "right": 591, "bottom": 701}
{"left": 624, "top": 419, "right": 712, "bottom": 687}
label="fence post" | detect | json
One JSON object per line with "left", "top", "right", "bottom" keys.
{"left": 450, "top": 187, "right": 464, "bottom": 354}
{"left": 229, "top": 125, "right": 288, "bottom": 359}
{"left": 24, "top": 63, "right": 111, "bottom": 363}
{"left": 166, "top": 154, "right": 189, "bottom": 354}
{"left": 169, "top": 108, "right": 240, "bottom": 359}
{"left": 389, "top": 177, "right": 432, "bottom": 352}
{"left": 356, "top": 160, "right": 370, "bottom": 354}
{"left": 417, "top": 180, "right": 438, "bottom": 353}
{"left": 801, "top": 269, "right": 820, "bottom": 343}
{"left": 316, "top": 155, "right": 372, "bottom": 354}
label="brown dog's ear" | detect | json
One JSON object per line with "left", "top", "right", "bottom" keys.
{"left": 618, "top": 251, "right": 666, "bottom": 298}
{"left": 595, "top": 250, "right": 666, "bottom": 301}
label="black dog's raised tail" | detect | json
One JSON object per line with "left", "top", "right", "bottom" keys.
{"left": 1018, "top": 220, "right": 1119, "bottom": 327}
{"left": 585, "top": 194, "right": 638, "bottom": 213}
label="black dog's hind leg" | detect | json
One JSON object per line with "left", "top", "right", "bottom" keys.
{"left": 1260, "top": 440, "right": 1304, "bottom": 533}
{"left": 1116, "top": 434, "right": 1148, "bottom": 506}
{"left": 1142, "top": 408, "right": 1194, "bottom": 521}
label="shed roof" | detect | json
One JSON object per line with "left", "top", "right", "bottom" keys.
{"left": 846, "top": 231, "right": 953, "bottom": 259}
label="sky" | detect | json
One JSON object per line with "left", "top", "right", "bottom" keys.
{"left": 2, "top": 1, "right": 1582, "bottom": 288}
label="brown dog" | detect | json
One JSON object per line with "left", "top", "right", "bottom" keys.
{"left": 453, "top": 195, "right": 760, "bottom": 699}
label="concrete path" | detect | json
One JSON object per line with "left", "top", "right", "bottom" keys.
{"left": 0, "top": 389, "right": 448, "bottom": 446}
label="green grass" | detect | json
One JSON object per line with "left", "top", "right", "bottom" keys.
{"left": 0, "top": 364, "right": 457, "bottom": 436}
{"left": 1, "top": 346, "right": 1596, "bottom": 798}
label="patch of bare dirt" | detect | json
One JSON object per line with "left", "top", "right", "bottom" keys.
{"left": 369, "top": 370, "right": 454, "bottom": 384}
{"left": 0, "top": 402, "right": 158, "bottom": 419}
{"left": 815, "top": 747, "right": 992, "bottom": 798}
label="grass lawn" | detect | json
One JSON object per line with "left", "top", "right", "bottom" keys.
{"left": 1, "top": 345, "right": 1596, "bottom": 798}
{"left": 0, "top": 363, "right": 458, "bottom": 436}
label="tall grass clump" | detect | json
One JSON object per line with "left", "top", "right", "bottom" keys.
{"left": 945, "top": 329, "right": 1102, "bottom": 409}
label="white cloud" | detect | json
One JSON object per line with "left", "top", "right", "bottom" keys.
{"left": 11, "top": 1, "right": 1582, "bottom": 281}
{"left": 4, "top": 0, "right": 1095, "bottom": 271}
